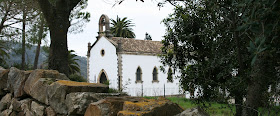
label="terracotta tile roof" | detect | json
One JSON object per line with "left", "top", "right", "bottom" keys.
{"left": 110, "top": 37, "right": 163, "bottom": 55}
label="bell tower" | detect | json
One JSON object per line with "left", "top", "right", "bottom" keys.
{"left": 97, "top": 14, "right": 112, "bottom": 39}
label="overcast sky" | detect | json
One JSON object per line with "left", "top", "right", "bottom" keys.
{"left": 67, "top": 0, "right": 175, "bottom": 56}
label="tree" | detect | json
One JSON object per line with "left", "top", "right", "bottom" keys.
{"left": 36, "top": 0, "right": 85, "bottom": 76}
{"left": 0, "top": 0, "right": 40, "bottom": 70}
{"left": 20, "top": 0, "right": 40, "bottom": 70}
{"left": 237, "top": 0, "right": 280, "bottom": 115}
{"left": 0, "top": 40, "right": 9, "bottom": 67}
{"left": 0, "top": 0, "right": 21, "bottom": 37}
{"left": 31, "top": 0, "right": 89, "bottom": 69}
{"left": 160, "top": 0, "right": 280, "bottom": 116}
{"left": 68, "top": 50, "right": 80, "bottom": 75}
{"left": 30, "top": 13, "right": 48, "bottom": 69}
{"left": 110, "top": 16, "right": 135, "bottom": 38}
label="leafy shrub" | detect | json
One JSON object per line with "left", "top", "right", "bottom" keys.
{"left": 69, "top": 73, "right": 87, "bottom": 82}
{"left": 103, "top": 80, "right": 110, "bottom": 85}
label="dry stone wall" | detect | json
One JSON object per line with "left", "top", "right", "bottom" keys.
{"left": 0, "top": 67, "right": 113, "bottom": 116}
{"left": 0, "top": 67, "right": 186, "bottom": 116}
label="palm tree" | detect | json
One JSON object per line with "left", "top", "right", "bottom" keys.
{"left": 110, "top": 16, "right": 135, "bottom": 38}
{"left": 68, "top": 50, "right": 80, "bottom": 75}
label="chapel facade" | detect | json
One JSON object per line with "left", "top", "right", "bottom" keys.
{"left": 87, "top": 14, "right": 181, "bottom": 96}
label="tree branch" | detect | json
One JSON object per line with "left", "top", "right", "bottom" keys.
{"left": 68, "top": 0, "right": 82, "bottom": 11}
{"left": 0, "top": 1, "right": 12, "bottom": 33}
{"left": 3, "top": 20, "right": 22, "bottom": 27}
{"left": 37, "top": 0, "right": 53, "bottom": 22}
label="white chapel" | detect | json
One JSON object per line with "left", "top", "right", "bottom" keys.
{"left": 87, "top": 14, "right": 181, "bottom": 96}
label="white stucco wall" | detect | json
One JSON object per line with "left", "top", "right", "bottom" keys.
{"left": 121, "top": 54, "right": 181, "bottom": 96}
{"left": 88, "top": 36, "right": 118, "bottom": 89}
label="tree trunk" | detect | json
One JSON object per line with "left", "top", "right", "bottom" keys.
{"left": 233, "top": 35, "right": 244, "bottom": 116}
{"left": 234, "top": 94, "right": 243, "bottom": 116}
{"left": 242, "top": 55, "right": 269, "bottom": 116}
{"left": 233, "top": 18, "right": 245, "bottom": 116}
{"left": 21, "top": 4, "right": 26, "bottom": 70}
{"left": 33, "top": 14, "right": 44, "bottom": 69}
{"left": 37, "top": 0, "right": 81, "bottom": 76}
{"left": 48, "top": 20, "right": 70, "bottom": 76}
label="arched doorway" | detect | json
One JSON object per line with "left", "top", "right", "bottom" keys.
{"left": 100, "top": 72, "right": 107, "bottom": 84}
{"left": 98, "top": 69, "right": 108, "bottom": 84}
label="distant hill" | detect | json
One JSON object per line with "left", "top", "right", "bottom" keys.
{"left": 4, "top": 41, "right": 87, "bottom": 79}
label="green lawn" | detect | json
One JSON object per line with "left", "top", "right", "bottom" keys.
{"left": 144, "top": 97, "right": 280, "bottom": 116}
{"left": 167, "top": 97, "right": 235, "bottom": 116}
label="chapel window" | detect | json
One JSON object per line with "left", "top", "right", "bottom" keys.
{"left": 152, "top": 67, "right": 158, "bottom": 83}
{"left": 136, "top": 66, "right": 142, "bottom": 83}
{"left": 167, "top": 68, "right": 173, "bottom": 83}
{"left": 101, "top": 49, "right": 105, "bottom": 56}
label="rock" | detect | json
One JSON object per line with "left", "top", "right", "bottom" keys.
{"left": 47, "top": 80, "right": 108, "bottom": 114}
{"left": 0, "top": 109, "right": 12, "bottom": 116}
{"left": 85, "top": 97, "right": 147, "bottom": 116}
{"left": 9, "top": 111, "right": 17, "bottom": 116}
{"left": 45, "top": 106, "right": 56, "bottom": 116}
{"left": 0, "top": 90, "right": 6, "bottom": 98}
{"left": 0, "top": 68, "right": 9, "bottom": 97}
{"left": 118, "top": 97, "right": 184, "bottom": 116}
{"left": 24, "top": 69, "right": 69, "bottom": 90}
{"left": 85, "top": 97, "right": 176, "bottom": 116}
{"left": 53, "top": 80, "right": 109, "bottom": 93}
{"left": 175, "top": 107, "right": 209, "bottom": 116}
{"left": 47, "top": 81, "right": 68, "bottom": 114}
{"left": 66, "top": 92, "right": 121, "bottom": 115}
{"left": 31, "top": 101, "right": 45, "bottom": 116}
{"left": 18, "top": 111, "right": 25, "bottom": 116}
{"left": 20, "top": 99, "right": 34, "bottom": 116}
{"left": 65, "top": 92, "right": 99, "bottom": 115}
{"left": 7, "top": 67, "right": 31, "bottom": 98}
{"left": 0, "top": 93, "right": 12, "bottom": 111}
{"left": 11, "top": 98, "right": 21, "bottom": 112}
{"left": 0, "top": 98, "right": 34, "bottom": 116}
{"left": 23, "top": 69, "right": 69, "bottom": 105}
{"left": 25, "top": 78, "right": 54, "bottom": 105}
{"left": 85, "top": 99, "right": 110, "bottom": 116}
{"left": 8, "top": 98, "right": 36, "bottom": 116}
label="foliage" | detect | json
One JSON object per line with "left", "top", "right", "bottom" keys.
{"left": 35, "top": 0, "right": 90, "bottom": 76}
{"left": 69, "top": 73, "right": 86, "bottom": 82}
{"left": 11, "top": 62, "right": 33, "bottom": 70}
{"left": 0, "top": 0, "right": 22, "bottom": 38}
{"left": 103, "top": 80, "right": 110, "bottom": 85}
{"left": 110, "top": 16, "right": 135, "bottom": 38}
{"left": 108, "top": 88, "right": 119, "bottom": 93}
{"left": 68, "top": 50, "right": 80, "bottom": 75}
{"left": 69, "top": 0, "right": 90, "bottom": 34}
{"left": 27, "top": 14, "right": 48, "bottom": 45}
{"left": 0, "top": 40, "right": 9, "bottom": 66}
{"left": 167, "top": 97, "right": 280, "bottom": 116}
{"left": 160, "top": 0, "right": 280, "bottom": 115}
{"left": 144, "top": 32, "right": 152, "bottom": 40}
{"left": 161, "top": 0, "right": 246, "bottom": 102}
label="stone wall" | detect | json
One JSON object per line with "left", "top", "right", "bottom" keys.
{"left": 0, "top": 67, "right": 113, "bottom": 116}
{"left": 0, "top": 67, "right": 184, "bottom": 116}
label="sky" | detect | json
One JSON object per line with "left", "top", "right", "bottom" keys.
{"left": 67, "top": 0, "right": 175, "bottom": 56}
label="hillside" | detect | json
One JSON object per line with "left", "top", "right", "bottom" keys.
{"left": 4, "top": 41, "right": 87, "bottom": 79}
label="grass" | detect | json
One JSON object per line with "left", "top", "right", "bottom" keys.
{"left": 144, "top": 97, "right": 280, "bottom": 116}
{"left": 144, "top": 96, "right": 235, "bottom": 116}
{"left": 258, "top": 106, "right": 280, "bottom": 116}
{"left": 167, "top": 97, "right": 235, "bottom": 116}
